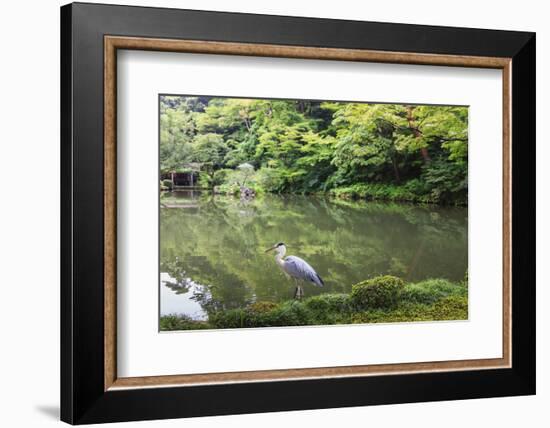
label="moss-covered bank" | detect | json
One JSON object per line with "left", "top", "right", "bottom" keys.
{"left": 160, "top": 275, "right": 468, "bottom": 331}
{"left": 328, "top": 183, "right": 467, "bottom": 206}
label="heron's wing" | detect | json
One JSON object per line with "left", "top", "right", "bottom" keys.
{"left": 284, "top": 256, "right": 324, "bottom": 287}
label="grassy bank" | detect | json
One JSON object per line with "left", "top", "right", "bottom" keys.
{"left": 162, "top": 181, "right": 466, "bottom": 206}
{"left": 212, "top": 183, "right": 434, "bottom": 203}
{"left": 328, "top": 182, "right": 467, "bottom": 206}
{"left": 160, "top": 275, "right": 468, "bottom": 331}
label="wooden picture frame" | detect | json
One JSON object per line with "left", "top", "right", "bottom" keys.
{"left": 61, "top": 2, "right": 535, "bottom": 424}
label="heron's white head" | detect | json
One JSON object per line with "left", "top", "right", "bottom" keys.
{"left": 265, "top": 242, "right": 286, "bottom": 256}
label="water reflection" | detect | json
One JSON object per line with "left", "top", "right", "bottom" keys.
{"left": 160, "top": 273, "right": 207, "bottom": 320}
{"left": 160, "top": 191, "right": 467, "bottom": 318}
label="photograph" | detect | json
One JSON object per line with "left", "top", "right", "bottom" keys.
{"left": 54, "top": 2, "right": 536, "bottom": 424}
{"left": 159, "top": 95, "right": 469, "bottom": 331}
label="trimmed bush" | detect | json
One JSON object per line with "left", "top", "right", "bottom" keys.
{"left": 269, "top": 301, "right": 315, "bottom": 326}
{"left": 303, "top": 293, "right": 350, "bottom": 313}
{"left": 350, "top": 275, "right": 404, "bottom": 309}
{"left": 402, "top": 278, "right": 466, "bottom": 305}
{"left": 209, "top": 301, "right": 315, "bottom": 329}
{"left": 303, "top": 294, "right": 353, "bottom": 324}
{"left": 209, "top": 308, "right": 252, "bottom": 329}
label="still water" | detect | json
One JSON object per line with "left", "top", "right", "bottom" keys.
{"left": 160, "top": 191, "right": 467, "bottom": 319}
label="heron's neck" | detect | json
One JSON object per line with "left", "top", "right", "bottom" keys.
{"left": 275, "top": 247, "right": 286, "bottom": 265}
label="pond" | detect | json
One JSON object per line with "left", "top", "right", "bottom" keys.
{"left": 160, "top": 191, "right": 468, "bottom": 320}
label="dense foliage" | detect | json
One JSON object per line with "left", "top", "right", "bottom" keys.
{"left": 160, "top": 96, "right": 468, "bottom": 205}
{"left": 160, "top": 275, "right": 468, "bottom": 330}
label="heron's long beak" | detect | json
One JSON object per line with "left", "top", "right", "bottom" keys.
{"left": 264, "top": 246, "right": 276, "bottom": 253}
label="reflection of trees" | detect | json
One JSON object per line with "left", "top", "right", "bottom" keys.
{"left": 161, "top": 257, "right": 192, "bottom": 293}
{"left": 160, "top": 192, "right": 467, "bottom": 315}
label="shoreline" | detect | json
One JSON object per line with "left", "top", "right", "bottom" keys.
{"left": 162, "top": 187, "right": 468, "bottom": 207}
{"left": 160, "top": 276, "right": 468, "bottom": 332}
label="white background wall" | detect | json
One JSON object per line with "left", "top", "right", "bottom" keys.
{"left": 0, "top": 0, "right": 546, "bottom": 426}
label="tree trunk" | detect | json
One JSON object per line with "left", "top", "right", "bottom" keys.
{"left": 406, "top": 106, "right": 431, "bottom": 164}
{"left": 392, "top": 156, "right": 401, "bottom": 183}
{"left": 420, "top": 147, "right": 431, "bottom": 163}
{"left": 209, "top": 171, "right": 215, "bottom": 189}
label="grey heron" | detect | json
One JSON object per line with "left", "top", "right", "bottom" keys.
{"left": 265, "top": 242, "right": 324, "bottom": 299}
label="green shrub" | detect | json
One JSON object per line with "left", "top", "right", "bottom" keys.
{"left": 328, "top": 183, "right": 436, "bottom": 204}
{"left": 210, "top": 295, "right": 355, "bottom": 328}
{"left": 327, "top": 178, "right": 471, "bottom": 205}
{"left": 402, "top": 278, "right": 466, "bottom": 305}
{"left": 403, "top": 178, "right": 430, "bottom": 195}
{"left": 215, "top": 183, "right": 241, "bottom": 196}
{"left": 199, "top": 169, "right": 232, "bottom": 189}
{"left": 256, "top": 167, "right": 289, "bottom": 193}
{"left": 350, "top": 275, "right": 405, "bottom": 309}
{"left": 304, "top": 293, "right": 350, "bottom": 312}
{"left": 209, "top": 308, "right": 250, "bottom": 329}
{"left": 268, "top": 301, "right": 315, "bottom": 326}
{"left": 161, "top": 179, "right": 173, "bottom": 190}
{"left": 421, "top": 159, "right": 468, "bottom": 205}
{"left": 209, "top": 301, "right": 314, "bottom": 328}
{"left": 160, "top": 314, "right": 209, "bottom": 330}
{"left": 303, "top": 294, "right": 352, "bottom": 324}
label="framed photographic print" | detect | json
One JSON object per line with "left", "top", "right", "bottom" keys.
{"left": 61, "top": 2, "right": 535, "bottom": 424}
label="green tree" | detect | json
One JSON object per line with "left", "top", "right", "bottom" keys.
{"left": 159, "top": 95, "right": 468, "bottom": 204}
{"left": 159, "top": 98, "right": 196, "bottom": 179}
{"left": 192, "top": 133, "right": 228, "bottom": 188}
{"left": 328, "top": 103, "right": 404, "bottom": 184}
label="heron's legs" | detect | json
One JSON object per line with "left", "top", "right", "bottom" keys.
{"left": 292, "top": 278, "right": 305, "bottom": 300}
{"left": 293, "top": 279, "right": 304, "bottom": 300}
